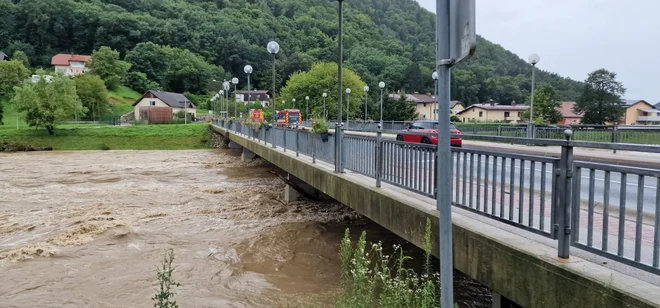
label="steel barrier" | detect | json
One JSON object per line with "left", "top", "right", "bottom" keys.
{"left": 213, "top": 120, "right": 660, "bottom": 274}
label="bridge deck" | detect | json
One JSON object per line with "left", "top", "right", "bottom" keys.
{"left": 212, "top": 124, "right": 660, "bottom": 308}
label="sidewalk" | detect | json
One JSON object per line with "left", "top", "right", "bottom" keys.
{"left": 464, "top": 140, "right": 660, "bottom": 167}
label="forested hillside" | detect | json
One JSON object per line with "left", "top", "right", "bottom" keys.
{"left": 0, "top": 0, "right": 582, "bottom": 105}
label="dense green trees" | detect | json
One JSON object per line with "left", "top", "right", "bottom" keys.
{"left": 0, "top": 0, "right": 583, "bottom": 106}
{"left": 89, "top": 47, "right": 131, "bottom": 90}
{"left": 11, "top": 71, "right": 85, "bottom": 135}
{"left": 280, "top": 63, "right": 367, "bottom": 121}
{"left": 74, "top": 75, "right": 110, "bottom": 121}
{"left": 575, "top": 69, "right": 626, "bottom": 125}
{"left": 0, "top": 60, "right": 30, "bottom": 99}
{"left": 521, "top": 85, "right": 562, "bottom": 124}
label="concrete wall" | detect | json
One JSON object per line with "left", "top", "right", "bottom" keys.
{"left": 211, "top": 125, "right": 660, "bottom": 308}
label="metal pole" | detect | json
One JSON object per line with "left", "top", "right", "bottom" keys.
{"left": 272, "top": 53, "right": 277, "bottom": 124}
{"left": 346, "top": 92, "right": 350, "bottom": 128}
{"left": 365, "top": 93, "right": 368, "bottom": 121}
{"left": 435, "top": 0, "right": 454, "bottom": 306}
{"left": 434, "top": 79, "right": 438, "bottom": 121}
{"left": 529, "top": 64, "right": 537, "bottom": 138}
{"left": 184, "top": 100, "right": 187, "bottom": 124}
{"left": 247, "top": 74, "right": 250, "bottom": 118}
{"left": 234, "top": 84, "right": 237, "bottom": 118}
{"left": 323, "top": 97, "right": 327, "bottom": 120}
{"left": 380, "top": 88, "right": 384, "bottom": 126}
{"left": 557, "top": 132, "right": 574, "bottom": 258}
{"left": 306, "top": 98, "right": 309, "bottom": 123}
{"left": 335, "top": 0, "right": 344, "bottom": 173}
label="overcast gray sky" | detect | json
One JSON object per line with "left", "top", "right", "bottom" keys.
{"left": 415, "top": 0, "right": 660, "bottom": 103}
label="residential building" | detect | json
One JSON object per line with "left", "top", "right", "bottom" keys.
{"left": 457, "top": 102, "right": 529, "bottom": 123}
{"left": 620, "top": 100, "right": 660, "bottom": 125}
{"left": 51, "top": 54, "right": 92, "bottom": 76}
{"left": 0, "top": 51, "right": 8, "bottom": 61}
{"left": 133, "top": 90, "right": 196, "bottom": 121}
{"left": 556, "top": 101, "right": 583, "bottom": 125}
{"left": 389, "top": 92, "right": 465, "bottom": 119}
{"left": 235, "top": 90, "right": 270, "bottom": 106}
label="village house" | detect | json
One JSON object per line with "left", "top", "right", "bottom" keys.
{"left": 389, "top": 92, "right": 465, "bottom": 120}
{"left": 556, "top": 101, "right": 583, "bottom": 125}
{"left": 235, "top": 90, "right": 270, "bottom": 106}
{"left": 51, "top": 54, "right": 92, "bottom": 76}
{"left": 619, "top": 100, "right": 660, "bottom": 125}
{"left": 457, "top": 102, "right": 528, "bottom": 123}
{"left": 133, "top": 90, "right": 196, "bottom": 121}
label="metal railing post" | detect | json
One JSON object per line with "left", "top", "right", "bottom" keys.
{"left": 283, "top": 128, "right": 287, "bottom": 152}
{"left": 376, "top": 128, "right": 383, "bottom": 187}
{"left": 497, "top": 124, "right": 502, "bottom": 137}
{"left": 296, "top": 128, "right": 300, "bottom": 157}
{"left": 271, "top": 124, "right": 276, "bottom": 148}
{"left": 612, "top": 124, "right": 618, "bottom": 153}
{"left": 312, "top": 135, "right": 316, "bottom": 163}
{"left": 556, "top": 129, "right": 574, "bottom": 259}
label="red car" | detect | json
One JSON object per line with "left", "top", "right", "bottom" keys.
{"left": 396, "top": 120, "right": 462, "bottom": 147}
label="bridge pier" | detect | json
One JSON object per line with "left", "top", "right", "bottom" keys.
{"left": 284, "top": 173, "right": 320, "bottom": 203}
{"left": 241, "top": 147, "right": 257, "bottom": 161}
{"left": 492, "top": 291, "right": 523, "bottom": 308}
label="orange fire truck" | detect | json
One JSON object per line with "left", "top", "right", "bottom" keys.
{"left": 249, "top": 109, "right": 264, "bottom": 122}
{"left": 276, "top": 109, "right": 302, "bottom": 128}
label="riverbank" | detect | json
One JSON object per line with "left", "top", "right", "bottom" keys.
{"left": 0, "top": 124, "right": 211, "bottom": 150}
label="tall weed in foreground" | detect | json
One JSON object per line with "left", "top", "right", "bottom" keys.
{"left": 153, "top": 248, "right": 181, "bottom": 308}
{"left": 337, "top": 218, "right": 441, "bottom": 308}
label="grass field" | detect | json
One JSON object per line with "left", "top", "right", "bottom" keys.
{"left": 0, "top": 123, "right": 212, "bottom": 151}
{"left": 108, "top": 86, "right": 141, "bottom": 116}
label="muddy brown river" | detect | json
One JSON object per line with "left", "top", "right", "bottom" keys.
{"left": 0, "top": 149, "right": 490, "bottom": 307}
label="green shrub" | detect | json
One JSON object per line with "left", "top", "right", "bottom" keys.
{"left": 153, "top": 249, "right": 180, "bottom": 308}
{"left": 311, "top": 118, "right": 329, "bottom": 133}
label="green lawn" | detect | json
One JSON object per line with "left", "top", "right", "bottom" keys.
{"left": 108, "top": 86, "right": 142, "bottom": 116}
{"left": 0, "top": 123, "right": 212, "bottom": 151}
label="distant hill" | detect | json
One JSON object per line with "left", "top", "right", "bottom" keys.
{"left": 0, "top": 0, "right": 581, "bottom": 104}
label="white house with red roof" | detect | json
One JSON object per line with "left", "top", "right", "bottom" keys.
{"left": 51, "top": 54, "right": 92, "bottom": 76}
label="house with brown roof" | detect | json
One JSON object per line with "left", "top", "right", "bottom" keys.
{"left": 457, "top": 102, "right": 529, "bottom": 123}
{"left": 389, "top": 92, "right": 465, "bottom": 119}
{"left": 556, "top": 101, "right": 583, "bottom": 125}
{"left": 133, "top": 90, "right": 196, "bottom": 121}
{"left": 51, "top": 54, "right": 92, "bottom": 76}
{"left": 236, "top": 90, "right": 270, "bottom": 106}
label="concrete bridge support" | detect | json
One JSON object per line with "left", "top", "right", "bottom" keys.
{"left": 241, "top": 147, "right": 257, "bottom": 162}
{"left": 284, "top": 173, "right": 320, "bottom": 203}
{"left": 492, "top": 292, "right": 523, "bottom": 308}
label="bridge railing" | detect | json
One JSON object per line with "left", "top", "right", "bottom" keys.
{"left": 213, "top": 119, "right": 660, "bottom": 275}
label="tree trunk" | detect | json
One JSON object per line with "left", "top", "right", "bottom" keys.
{"left": 46, "top": 125, "right": 55, "bottom": 135}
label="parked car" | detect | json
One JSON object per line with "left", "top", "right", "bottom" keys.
{"left": 396, "top": 120, "right": 462, "bottom": 147}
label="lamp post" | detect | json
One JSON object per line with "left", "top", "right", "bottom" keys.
{"left": 528, "top": 54, "right": 540, "bottom": 139}
{"left": 378, "top": 81, "right": 385, "bottom": 126}
{"left": 244, "top": 65, "right": 253, "bottom": 117}
{"left": 223, "top": 80, "right": 230, "bottom": 118}
{"left": 218, "top": 90, "right": 224, "bottom": 119}
{"left": 336, "top": 0, "right": 344, "bottom": 174}
{"left": 267, "top": 41, "right": 280, "bottom": 124}
{"left": 305, "top": 96, "right": 310, "bottom": 123}
{"left": 292, "top": 98, "right": 296, "bottom": 109}
{"left": 232, "top": 77, "right": 239, "bottom": 118}
{"left": 345, "top": 88, "right": 351, "bottom": 127}
{"left": 363, "top": 86, "right": 369, "bottom": 121}
{"left": 322, "top": 92, "right": 327, "bottom": 119}
{"left": 432, "top": 71, "right": 439, "bottom": 121}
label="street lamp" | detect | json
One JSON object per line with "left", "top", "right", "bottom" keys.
{"left": 244, "top": 65, "right": 253, "bottom": 116}
{"left": 345, "top": 88, "right": 351, "bottom": 126}
{"left": 223, "top": 80, "right": 230, "bottom": 118}
{"left": 528, "top": 54, "right": 540, "bottom": 139}
{"left": 305, "top": 96, "right": 310, "bottom": 122}
{"left": 267, "top": 41, "right": 280, "bottom": 125}
{"left": 231, "top": 77, "right": 239, "bottom": 118}
{"left": 219, "top": 90, "right": 224, "bottom": 119}
{"left": 322, "top": 92, "right": 328, "bottom": 119}
{"left": 292, "top": 98, "right": 296, "bottom": 109}
{"left": 432, "top": 71, "right": 439, "bottom": 121}
{"left": 378, "top": 81, "right": 385, "bottom": 126}
{"left": 336, "top": 0, "right": 345, "bottom": 174}
{"left": 363, "top": 85, "right": 369, "bottom": 121}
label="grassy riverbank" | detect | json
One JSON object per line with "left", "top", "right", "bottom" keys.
{"left": 0, "top": 123, "right": 212, "bottom": 151}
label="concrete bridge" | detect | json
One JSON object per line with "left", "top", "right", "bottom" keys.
{"left": 210, "top": 122, "right": 660, "bottom": 308}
